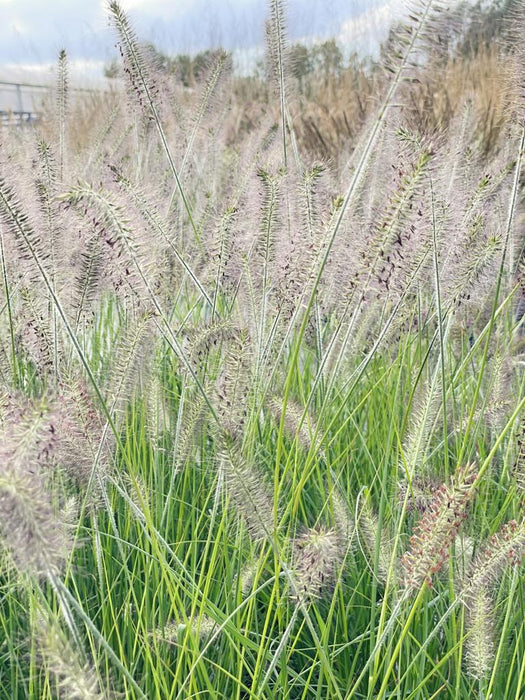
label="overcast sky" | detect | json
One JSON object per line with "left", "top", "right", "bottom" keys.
{"left": 0, "top": 0, "right": 410, "bottom": 83}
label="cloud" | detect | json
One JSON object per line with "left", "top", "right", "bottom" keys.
{"left": 0, "top": 1, "right": 109, "bottom": 64}
{"left": 0, "top": 0, "right": 403, "bottom": 80}
{"left": 338, "top": 0, "right": 405, "bottom": 55}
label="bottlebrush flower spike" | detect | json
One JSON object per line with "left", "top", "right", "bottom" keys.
{"left": 397, "top": 474, "right": 443, "bottom": 514}
{"left": 215, "top": 328, "right": 252, "bottom": 440}
{"left": 291, "top": 525, "right": 343, "bottom": 602}
{"left": 462, "top": 519, "right": 525, "bottom": 592}
{"left": 0, "top": 463, "right": 71, "bottom": 576}
{"left": 464, "top": 586, "right": 494, "bottom": 681}
{"left": 357, "top": 496, "right": 396, "bottom": 586}
{"left": 218, "top": 434, "right": 275, "bottom": 542}
{"left": 266, "top": 394, "right": 322, "bottom": 455}
{"left": 512, "top": 415, "right": 525, "bottom": 492}
{"left": 401, "top": 463, "right": 478, "bottom": 591}
{"left": 155, "top": 614, "right": 218, "bottom": 646}
{"left": 461, "top": 519, "right": 525, "bottom": 681}
{"left": 54, "top": 375, "right": 111, "bottom": 502}
{"left": 0, "top": 394, "right": 71, "bottom": 575}
{"left": 331, "top": 488, "right": 355, "bottom": 551}
{"left": 36, "top": 610, "right": 108, "bottom": 700}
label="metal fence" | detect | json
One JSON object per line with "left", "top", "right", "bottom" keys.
{"left": 0, "top": 80, "right": 107, "bottom": 126}
{"left": 0, "top": 80, "right": 49, "bottom": 125}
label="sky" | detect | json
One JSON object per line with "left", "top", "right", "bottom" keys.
{"left": 0, "top": 0, "right": 408, "bottom": 85}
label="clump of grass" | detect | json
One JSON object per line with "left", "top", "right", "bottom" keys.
{"left": 0, "top": 0, "right": 524, "bottom": 698}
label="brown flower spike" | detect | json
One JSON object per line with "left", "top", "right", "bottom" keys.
{"left": 401, "top": 463, "right": 478, "bottom": 591}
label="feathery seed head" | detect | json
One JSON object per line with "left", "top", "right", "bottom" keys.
{"left": 464, "top": 586, "right": 494, "bottom": 681}
{"left": 462, "top": 519, "right": 525, "bottom": 593}
{"left": 0, "top": 464, "right": 72, "bottom": 576}
{"left": 331, "top": 488, "right": 355, "bottom": 551}
{"left": 401, "top": 463, "right": 478, "bottom": 591}
{"left": 291, "top": 525, "right": 342, "bottom": 602}
{"left": 215, "top": 329, "right": 252, "bottom": 440}
{"left": 397, "top": 474, "right": 443, "bottom": 514}
{"left": 155, "top": 614, "right": 218, "bottom": 645}
{"left": 267, "top": 395, "right": 322, "bottom": 455}
{"left": 357, "top": 495, "right": 396, "bottom": 586}
{"left": 218, "top": 435, "right": 275, "bottom": 541}
{"left": 0, "top": 395, "right": 72, "bottom": 575}
{"left": 512, "top": 415, "right": 525, "bottom": 492}
{"left": 36, "top": 612, "right": 107, "bottom": 699}
{"left": 238, "top": 561, "right": 258, "bottom": 598}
